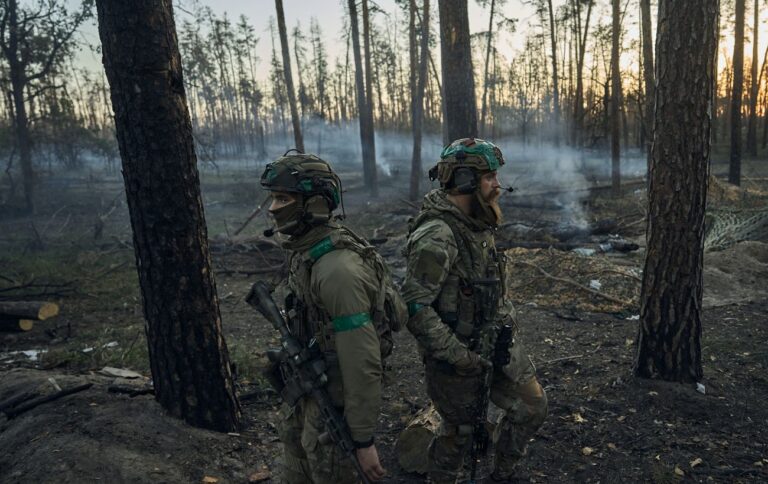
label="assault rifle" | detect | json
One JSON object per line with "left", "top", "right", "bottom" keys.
{"left": 467, "top": 278, "right": 513, "bottom": 484}
{"left": 246, "top": 281, "right": 371, "bottom": 484}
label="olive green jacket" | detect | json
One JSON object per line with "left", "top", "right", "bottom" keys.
{"left": 281, "top": 224, "right": 382, "bottom": 444}
{"left": 401, "top": 189, "right": 512, "bottom": 361}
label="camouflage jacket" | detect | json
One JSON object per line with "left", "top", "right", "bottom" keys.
{"left": 279, "top": 223, "right": 382, "bottom": 445}
{"left": 401, "top": 189, "right": 514, "bottom": 362}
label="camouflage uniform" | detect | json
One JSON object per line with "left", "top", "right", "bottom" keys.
{"left": 260, "top": 153, "right": 398, "bottom": 484}
{"left": 402, "top": 140, "right": 548, "bottom": 483}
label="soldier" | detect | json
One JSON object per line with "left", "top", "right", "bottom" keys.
{"left": 401, "top": 138, "right": 548, "bottom": 483}
{"left": 260, "top": 151, "right": 404, "bottom": 483}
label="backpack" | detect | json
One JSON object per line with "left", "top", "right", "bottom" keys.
{"left": 302, "top": 227, "right": 407, "bottom": 358}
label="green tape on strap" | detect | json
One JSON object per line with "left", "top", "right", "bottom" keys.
{"left": 308, "top": 237, "right": 335, "bottom": 261}
{"left": 333, "top": 312, "right": 372, "bottom": 332}
{"left": 408, "top": 303, "right": 425, "bottom": 317}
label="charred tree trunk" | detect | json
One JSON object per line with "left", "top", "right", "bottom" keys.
{"left": 411, "top": 0, "right": 430, "bottom": 201}
{"left": 96, "top": 0, "right": 241, "bottom": 432}
{"left": 746, "top": 0, "right": 759, "bottom": 156}
{"left": 362, "top": 0, "right": 378, "bottom": 196}
{"left": 439, "top": 0, "right": 478, "bottom": 141}
{"left": 275, "top": 0, "right": 304, "bottom": 152}
{"left": 479, "top": 0, "right": 496, "bottom": 136}
{"left": 640, "top": 0, "right": 654, "bottom": 171}
{"left": 610, "top": 0, "right": 621, "bottom": 195}
{"left": 348, "top": 0, "right": 378, "bottom": 196}
{"left": 571, "top": 0, "right": 592, "bottom": 148}
{"left": 547, "top": 0, "right": 560, "bottom": 145}
{"left": 635, "top": 0, "right": 718, "bottom": 383}
{"left": 729, "top": 0, "right": 745, "bottom": 186}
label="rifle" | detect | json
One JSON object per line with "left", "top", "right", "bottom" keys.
{"left": 246, "top": 281, "right": 372, "bottom": 484}
{"left": 467, "top": 278, "right": 513, "bottom": 484}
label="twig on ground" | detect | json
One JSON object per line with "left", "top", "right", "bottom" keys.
{"left": 516, "top": 260, "right": 633, "bottom": 307}
{"left": 539, "top": 354, "right": 585, "bottom": 366}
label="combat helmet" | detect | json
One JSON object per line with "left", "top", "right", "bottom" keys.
{"left": 429, "top": 138, "right": 504, "bottom": 194}
{"left": 260, "top": 150, "right": 343, "bottom": 235}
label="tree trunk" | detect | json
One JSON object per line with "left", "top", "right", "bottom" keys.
{"left": 640, "top": 0, "right": 654, "bottom": 171}
{"left": 5, "top": 0, "right": 35, "bottom": 212}
{"left": 479, "top": 0, "right": 496, "bottom": 136}
{"left": 275, "top": 0, "right": 304, "bottom": 152}
{"left": 635, "top": 0, "right": 718, "bottom": 383}
{"left": 411, "top": 0, "right": 430, "bottom": 201}
{"left": 348, "top": 0, "right": 377, "bottom": 196}
{"left": 362, "top": 0, "right": 378, "bottom": 196}
{"left": 571, "top": 0, "right": 592, "bottom": 148}
{"left": 547, "top": 0, "right": 560, "bottom": 145}
{"left": 439, "top": 0, "right": 478, "bottom": 141}
{"left": 729, "top": 0, "right": 745, "bottom": 186}
{"left": 610, "top": 0, "right": 621, "bottom": 195}
{"left": 96, "top": 0, "right": 240, "bottom": 432}
{"left": 745, "top": 0, "right": 759, "bottom": 156}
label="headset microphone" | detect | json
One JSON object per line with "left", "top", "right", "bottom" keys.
{"left": 500, "top": 186, "right": 515, "bottom": 192}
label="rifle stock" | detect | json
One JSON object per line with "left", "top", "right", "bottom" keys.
{"left": 246, "top": 281, "right": 372, "bottom": 484}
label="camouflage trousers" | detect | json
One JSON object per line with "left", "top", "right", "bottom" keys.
{"left": 276, "top": 398, "right": 358, "bottom": 484}
{"left": 424, "top": 338, "right": 548, "bottom": 484}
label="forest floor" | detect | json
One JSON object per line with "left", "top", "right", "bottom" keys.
{"left": 1, "top": 157, "right": 767, "bottom": 483}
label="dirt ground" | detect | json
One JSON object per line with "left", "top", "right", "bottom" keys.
{"left": 1, "top": 159, "right": 767, "bottom": 483}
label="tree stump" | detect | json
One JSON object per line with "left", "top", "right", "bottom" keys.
{"left": 396, "top": 403, "right": 441, "bottom": 474}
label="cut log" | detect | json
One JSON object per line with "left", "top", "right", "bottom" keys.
{"left": 0, "top": 319, "right": 34, "bottom": 332}
{"left": 396, "top": 403, "right": 441, "bottom": 474}
{"left": 0, "top": 301, "right": 59, "bottom": 320}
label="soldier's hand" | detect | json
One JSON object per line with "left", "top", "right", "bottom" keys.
{"left": 356, "top": 444, "right": 386, "bottom": 481}
{"left": 454, "top": 348, "right": 491, "bottom": 376}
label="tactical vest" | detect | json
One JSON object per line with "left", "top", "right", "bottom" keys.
{"left": 408, "top": 209, "right": 508, "bottom": 355}
{"left": 284, "top": 226, "right": 406, "bottom": 358}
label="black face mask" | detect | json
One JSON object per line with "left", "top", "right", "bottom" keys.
{"left": 268, "top": 195, "right": 332, "bottom": 236}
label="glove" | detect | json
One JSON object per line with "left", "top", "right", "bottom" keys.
{"left": 453, "top": 348, "right": 491, "bottom": 376}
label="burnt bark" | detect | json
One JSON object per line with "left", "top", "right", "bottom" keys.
{"left": 610, "top": 0, "right": 621, "bottom": 195}
{"left": 410, "top": 0, "right": 430, "bottom": 201}
{"left": 729, "top": 0, "right": 745, "bottom": 185}
{"left": 547, "top": 0, "right": 560, "bottom": 145}
{"left": 635, "top": 0, "right": 719, "bottom": 383}
{"left": 96, "top": 0, "right": 240, "bottom": 431}
{"left": 275, "top": 0, "right": 304, "bottom": 152}
{"left": 746, "top": 0, "right": 759, "bottom": 156}
{"left": 348, "top": 0, "right": 378, "bottom": 196}
{"left": 438, "top": 0, "right": 478, "bottom": 141}
{"left": 479, "top": 0, "right": 496, "bottom": 136}
{"left": 640, "top": 0, "right": 654, "bottom": 170}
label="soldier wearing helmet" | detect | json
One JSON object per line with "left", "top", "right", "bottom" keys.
{"left": 260, "top": 151, "right": 403, "bottom": 483}
{"left": 401, "top": 138, "right": 548, "bottom": 483}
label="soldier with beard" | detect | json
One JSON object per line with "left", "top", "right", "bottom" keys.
{"left": 401, "top": 138, "right": 548, "bottom": 483}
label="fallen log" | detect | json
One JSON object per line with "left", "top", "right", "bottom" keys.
{"left": 498, "top": 240, "right": 639, "bottom": 253}
{"left": 0, "top": 390, "right": 36, "bottom": 413}
{"left": 4, "top": 382, "right": 93, "bottom": 419}
{"left": 396, "top": 404, "right": 441, "bottom": 474}
{"left": 0, "top": 301, "right": 59, "bottom": 320}
{"left": 0, "top": 318, "right": 34, "bottom": 332}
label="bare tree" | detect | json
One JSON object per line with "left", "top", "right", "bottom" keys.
{"left": 361, "top": 0, "right": 378, "bottom": 196}
{"left": 410, "top": 0, "right": 430, "bottom": 200}
{"left": 745, "top": 0, "right": 759, "bottom": 156}
{"left": 610, "top": 0, "right": 621, "bottom": 195}
{"left": 635, "top": 0, "right": 719, "bottom": 383}
{"left": 275, "top": 0, "right": 304, "bottom": 151}
{"left": 570, "top": 0, "right": 593, "bottom": 147}
{"left": 640, "top": 0, "right": 653, "bottom": 169}
{"left": 478, "top": 0, "right": 496, "bottom": 136}
{"left": 0, "top": 0, "right": 91, "bottom": 212}
{"left": 439, "top": 0, "right": 478, "bottom": 141}
{"left": 347, "top": 0, "right": 377, "bottom": 196}
{"left": 729, "top": 0, "right": 745, "bottom": 185}
{"left": 96, "top": 0, "right": 240, "bottom": 431}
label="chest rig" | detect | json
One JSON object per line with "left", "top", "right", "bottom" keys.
{"left": 410, "top": 210, "right": 507, "bottom": 354}
{"left": 284, "top": 227, "right": 401, "bottom": 357}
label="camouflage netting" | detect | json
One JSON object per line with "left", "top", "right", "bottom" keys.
{"left": 704, "top": 176, "right": 768, "bottom": 251}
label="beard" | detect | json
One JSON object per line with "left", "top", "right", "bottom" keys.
{"left": 471, "top": 188, "right": 503, "bottom": 226}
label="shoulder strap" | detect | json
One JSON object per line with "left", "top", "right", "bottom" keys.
{"left": 409, "top": 209, "right": 475, "bottom": 279}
